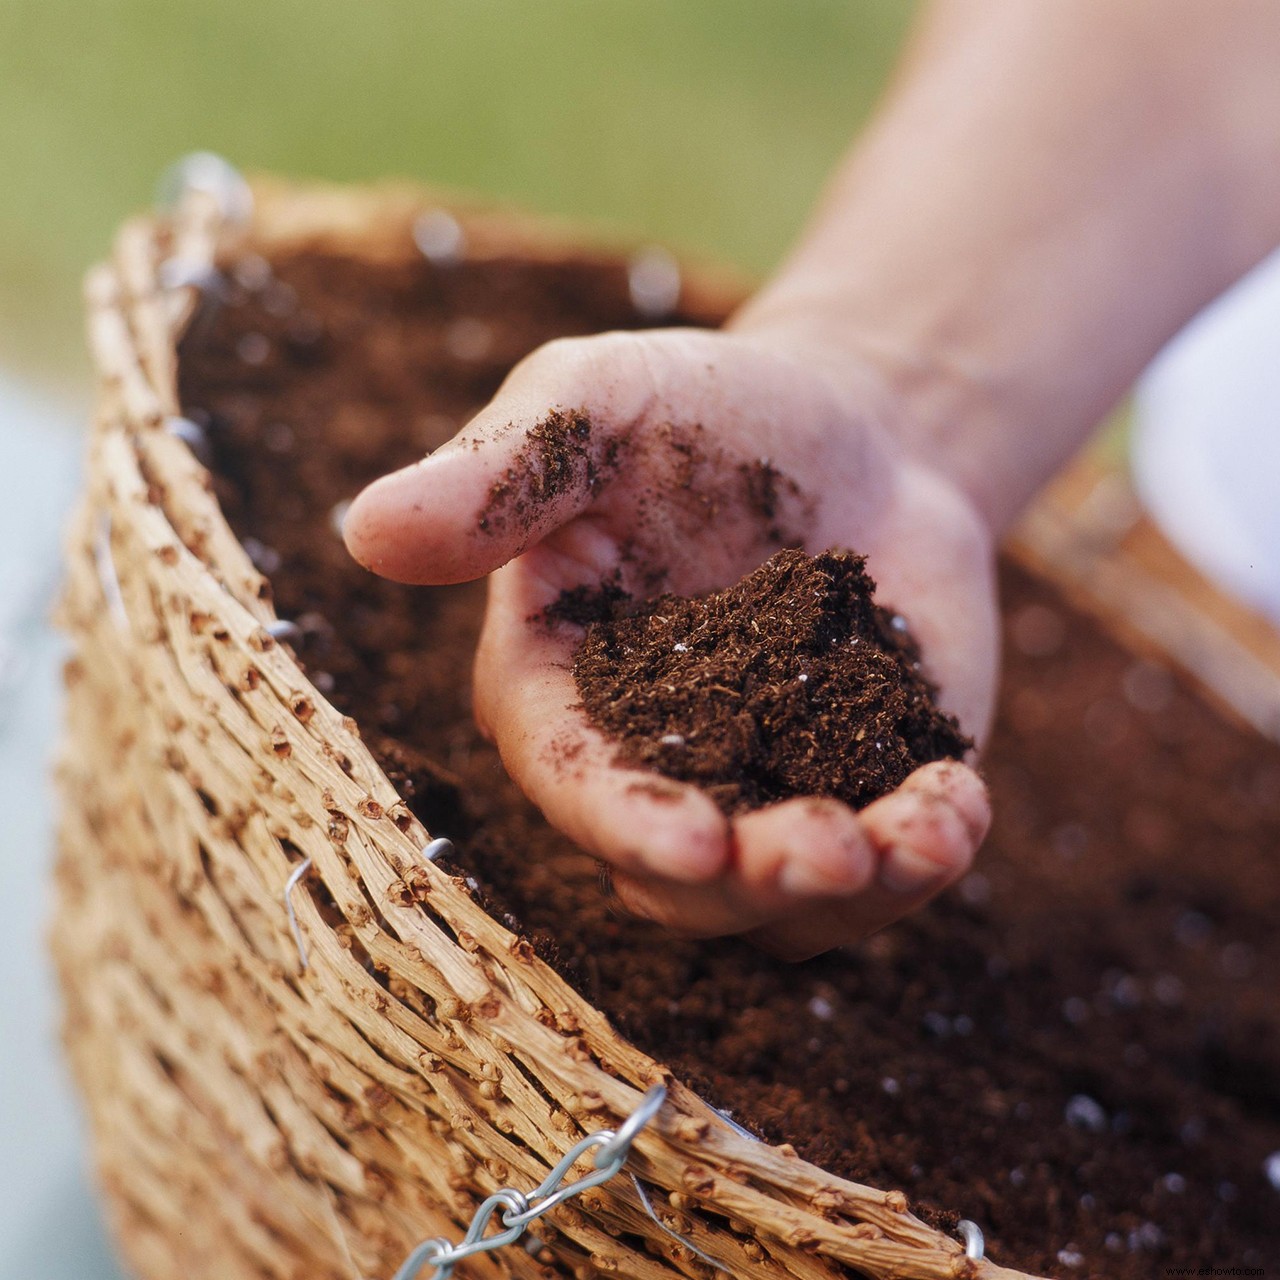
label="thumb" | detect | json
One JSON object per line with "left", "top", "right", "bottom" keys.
{"left": 343, "top": 333, "right": 653, "bottom": 584}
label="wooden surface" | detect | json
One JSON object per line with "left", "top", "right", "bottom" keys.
{"left": 1012, "top": 453, "right": 1280, "bottom": 742}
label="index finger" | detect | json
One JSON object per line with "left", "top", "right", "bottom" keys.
{"left": 343, "top": 333, "right": 654, "bottom": 585}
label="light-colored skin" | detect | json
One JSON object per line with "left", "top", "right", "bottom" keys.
{"left": 346, "top": 0, "right": 1280, "bottom": 960}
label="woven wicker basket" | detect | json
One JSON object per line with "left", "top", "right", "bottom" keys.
{"left": 54, "top": 171, "right": 1038, "bottom": 1280}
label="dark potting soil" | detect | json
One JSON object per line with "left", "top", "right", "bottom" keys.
{"left": 479, "top": 407, "right": 622, "bottom": 535}
{"left": 567, "top": 548, "right": 970, "bottom": 815}
{"left": 178, "top": 240, "right": 1280, "bottom": 1278}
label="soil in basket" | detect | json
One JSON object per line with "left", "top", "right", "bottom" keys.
{"left": 179, "top": 243, "right": 1280, "bottom": 1277}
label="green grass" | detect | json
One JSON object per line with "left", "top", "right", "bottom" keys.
{"left": 0, "top": 0, "right": 915, "bottom": 381}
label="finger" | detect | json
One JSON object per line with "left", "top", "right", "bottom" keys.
{"left": 732, "top": 796, "right": 876, "bottom": 899}
{"left": 606, "top": 868, "right": 775, "bottom": 937}
{"left": 746, "top": 760, "right": 990, "bottom": 960}
{"left": 474, "top": 554, "right": 731, "bottom": 883}
{"left": 601, "top": 798, "right": 876, "bottom": 939}
{"left": 342, "top": 333, "right": 655, "bottom": 584}
{"left": 861, "top": 760, "right": 990, "bottom": 893}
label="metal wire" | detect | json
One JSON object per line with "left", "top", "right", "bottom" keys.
{"left": 93, "top": 512, "right": 129, "bottom": 634}
{"left": 165, "top": 415, "right": 212, "bottom": 466}
{"left": 158, "top": 258, "right": 227, "bottom": 297}
{"left": 392, "top": 1085, "right": 667, "bottom": 1280}
{"left": 957, "top": 1218, "right": 985, "bottom": 1261}
{"left": 283, "top": 836, "right": 454, "bottom": 970}
{"left": 713, "top": 1106, "right": 760, "bottom": 1143}
{"left": 283, "top": 857, "right": 313, "bottom": 968}
{"left": 158, "top": 259, "right": 228, "bottom": 340}
{"left": 630, "top": 1173, "right": 725, "bottom": 1271}
{"left": 155, "top": 152, "right": 253, "bottom": 227}
{"left": 265, "top": 618, "right": 303, "bottom": 644}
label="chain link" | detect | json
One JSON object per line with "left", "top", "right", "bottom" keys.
{"left": 392, "top": 1084, "right": 667, "bottom": 1280}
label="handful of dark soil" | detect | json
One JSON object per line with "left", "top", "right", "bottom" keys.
{"left": 570, "top": 548, "right": 971, "bottom": 813}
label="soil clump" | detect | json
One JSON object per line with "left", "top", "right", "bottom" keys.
{"left": 479, "top": 407, "right": 622, "bottom": 534}
{"left": 569, "top": 548, "right": 970, "bottom": 814}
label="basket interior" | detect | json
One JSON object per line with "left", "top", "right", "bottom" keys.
{"left": 173, "top": 234, "right": 1280, "bottom": 1277}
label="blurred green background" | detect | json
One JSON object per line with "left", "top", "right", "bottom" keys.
{"left": 0, "top": 0, "right": 917, "bottom": 385}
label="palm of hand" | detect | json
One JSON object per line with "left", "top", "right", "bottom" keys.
{"left": 345, "top": 328, "right": 997, "bottom": 958}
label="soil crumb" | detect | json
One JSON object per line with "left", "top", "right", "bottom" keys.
{"left": 540, "top": 576, "right": 630, "bottom": 628}
{"left": 738, "top": 456, "right": 795, "bottom": 543}
{"left": 571, "top": 548, "right": 971, "bottom": 814}
{"left": 479, "top": 407, "right": 621, "bottom": 533}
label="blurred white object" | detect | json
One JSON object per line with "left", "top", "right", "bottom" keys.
{"left": 1133, "top": 246, "right": 1280, "bottom": 624}
{"left": 154, "top": 150, "right": 253, "bottom": 227}
{"left": 627, "top": 246, "right": 682, "bottom": 318}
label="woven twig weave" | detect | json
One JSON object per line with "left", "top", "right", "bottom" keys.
{"left": 53, "top": 178, "right": 1039, "bottom": 1280}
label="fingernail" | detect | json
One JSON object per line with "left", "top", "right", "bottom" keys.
{"left": 779, "top": 850, "right": 863, "bottom": 898}
{"left": 878, "top": 844, "right": 947, "bottom": 894}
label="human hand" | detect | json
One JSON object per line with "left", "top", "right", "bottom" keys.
{"left": 343, "top": 325, "right": 997, "bottom": 959}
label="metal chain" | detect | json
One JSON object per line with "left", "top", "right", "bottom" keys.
{"left": 391, "top": 1084, "right": 667, "bottom": 1280}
